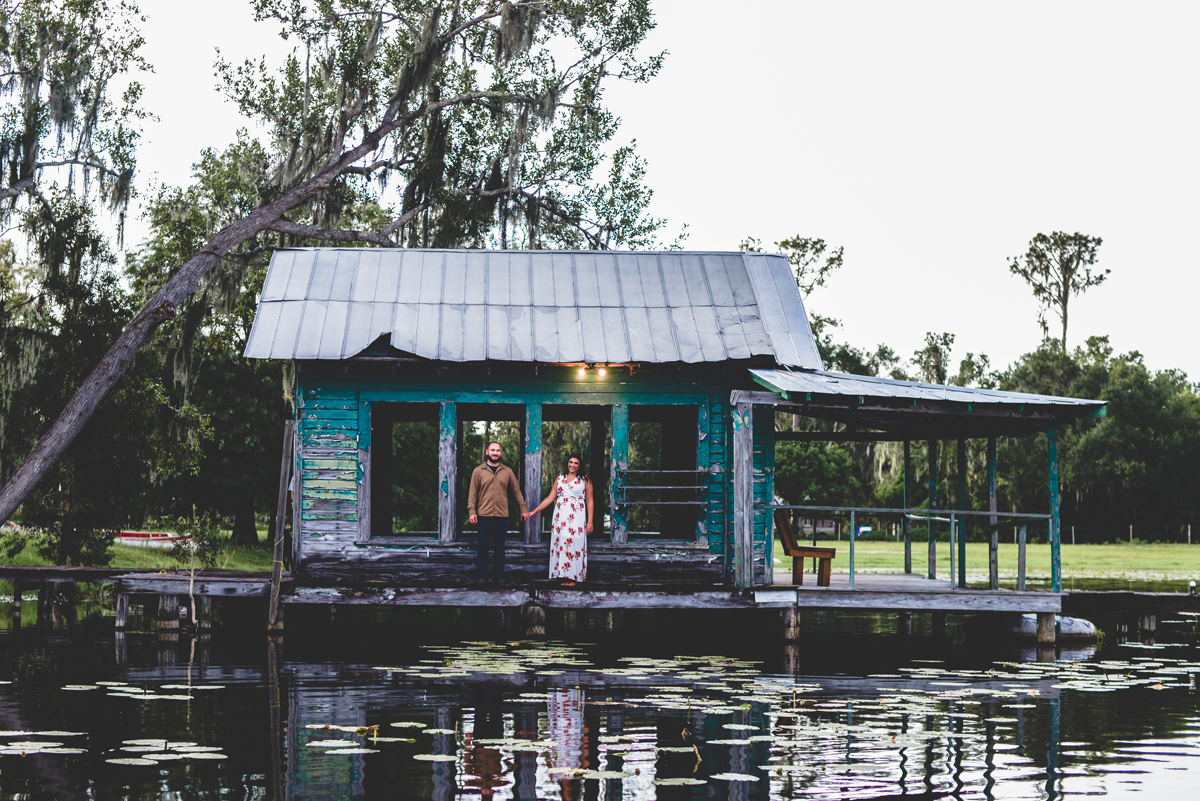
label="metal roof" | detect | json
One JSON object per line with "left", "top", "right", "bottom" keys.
{"left": 243, "top": 248, "right": 822, "bottom": 366}
{"left": 750, "top": 369, "right": 1106, "bottom": 409}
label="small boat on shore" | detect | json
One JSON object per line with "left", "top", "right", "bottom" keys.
{"left": 114, "top": 531, "right": 189, "bottom": 550}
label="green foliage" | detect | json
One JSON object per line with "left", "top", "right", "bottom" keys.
{"left": 171, "top": 512, "right": 223, "bottom": 571}
{"left": 774, "top": 441, "right": 861, "bottom": 508}
{"left": 1008, "top": 231, "right": 1107, "bottom": 348}
{"left": 392, "top": 421, "right": 438, "bottom": 532}
{"left": 740, "top": 235, "right": 844, "bottom": 295}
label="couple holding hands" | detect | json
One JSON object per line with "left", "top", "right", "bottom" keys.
{"left": 467, "top": 442, "right": 594, "bottom": 587}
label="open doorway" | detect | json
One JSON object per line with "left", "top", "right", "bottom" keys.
{"left": 541, "top": 405, "right": 609, "bottom": 537}
{"left": 456, "top": 404, "right": 526, "bottom": 541}
{"left": 625, "top": 405, "right": 701, "bottom": 540}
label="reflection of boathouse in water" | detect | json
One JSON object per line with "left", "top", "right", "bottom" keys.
{"left": 244, "top": 249, "right": 1105, "bottom": 627}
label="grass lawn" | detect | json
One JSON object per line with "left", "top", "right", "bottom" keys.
{"left": 774, "top": 537, "right": 1200, "bottom": 581}
{"left": 2, "top": 528, "right": 276, "bottom": 572}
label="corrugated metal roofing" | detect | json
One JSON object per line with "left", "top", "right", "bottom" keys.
{"left": 750, "top": 369, "right": 1106, "bottom": 409}
{"left": 244, "top": 249, "right": 823, "bottom": 366}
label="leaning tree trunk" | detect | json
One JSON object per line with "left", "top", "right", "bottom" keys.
{"left": 231, "top": 494, "right": 259, "bottom": 547}
{"left": 0, "top": 89, "right": 498, "bottom": 526}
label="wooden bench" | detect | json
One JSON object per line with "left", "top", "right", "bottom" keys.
{"left": 774, "top": 509, "right": 836, "bottom": 587}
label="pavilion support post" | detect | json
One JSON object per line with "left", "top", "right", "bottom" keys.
{"left": 524, "top": 403, "right": 543, "bottom": 544}
{"left": 732, "top": 401, "right": 755, "bottom": 589}
{"left": 1017, "top": 524, "right": 1028, "bottom": 591}
{"left": 438, "top": 401, "right": 457, "bottom": 545}
{"left": 903, "top": 440, "right": 912, "bottom": 574}
{"left": 957, "top": 438, "right": 967, "bottom": 589}
{"left": 927, "top": 440, "right": 938, "bottom": 579}
{"left": 987, "top": 437, "right": 999, "bottom": 590}
{"left": 115, "top": 590, "right": 129, "bottom": 630}
{"left": 157, "top": 594, "right": 180, "bottom": 634}
{"left": 849, "top": 510, "right": 856, "bottom": 590}
{"left": 1048, "top": 424, "right": 1062, "bottom": 593}
{"left": 610, "top": 403, "right": 630, "bottom": 545}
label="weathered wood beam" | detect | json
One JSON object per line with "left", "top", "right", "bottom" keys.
{"left": 610, "top": 403, "right": 629, "bottom": 545}
{"left": 928, "top": 440, "right": 938, "bottom": 580}
{"left": 957, "top": 438, "right": 967, "bottom": 589}
{"left": 524, "top": 403, "right": 542, "bottom": 544}
{"left": 752, "top": 587, "right": 1061, "bottom": 612}
{"left": 270, "top": 421, "right": 295, "bottom": 632}
{"left": 438, "top": 401, "right": 457, "bottom": 545}
{"left": 902, "top": 440, "right": 912, "bottom": 574}
{"left": 732, "top": 401, "right": 754, "bottom": 589}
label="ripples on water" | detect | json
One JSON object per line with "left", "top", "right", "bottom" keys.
{"left": 0, "top": 610, "right": 1197, "bottom": 799}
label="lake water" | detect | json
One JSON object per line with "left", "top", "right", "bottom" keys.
{"left": 1, "top": 605, "right": 1198, "bottom": 799}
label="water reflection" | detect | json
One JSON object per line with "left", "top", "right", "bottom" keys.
{"left": 0, "top": 611, "right": 1199, "bottom": 799}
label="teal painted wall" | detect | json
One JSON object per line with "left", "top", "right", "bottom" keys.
{"left": 293, "top": 362, "right": 770, "bottom": 580}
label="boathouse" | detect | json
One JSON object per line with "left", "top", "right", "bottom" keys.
{"left": 244, "top": 248, "right": 1105, "bottom": 610}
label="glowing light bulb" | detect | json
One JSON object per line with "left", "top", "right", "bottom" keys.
{"left": 597, "top": 367, "right": 607, "bottom": 377}
{"left": 577, "top": 367, "right": 586, "bottom": 377}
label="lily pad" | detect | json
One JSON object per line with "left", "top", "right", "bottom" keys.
{"left": 655, "top": 777, "right": 707, "bottom": 786}
{"left": 413, "top": 754, "right": 457, "bottom": 761}
{"left": 187, "top": 752, "right": 228, "bottom": 760}
{"left": 107, "top": 757, "right": 157, "bottom": 765}
{"left": 711, "top": 772, "right": 759, "bottom": 781}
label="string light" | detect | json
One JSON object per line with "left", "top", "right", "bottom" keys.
{"left": 597, "top": 367, "right": 607, "bottom": 377}
{"left": 577, "top": 367, "right": 586, "bottom": 377}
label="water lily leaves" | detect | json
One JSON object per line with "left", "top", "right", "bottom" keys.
{"left": 413, "top": 754, "right": 457, "bottom": 761}
{"left": 106, "top": 757, "right": 156, "bottom": 765}
{"left": 655, "top": 777, "right": 707, "bottom": 785}
{"left": 722, "top": 723, "right": 756, "bottom": 730}
{"left": 326, "top": 748, "right": 379, "bottom": 754}
{"left": 369, "top": 737, "right": 416, "bottom": 743}
{"left": 710, "top": 772, "right": 759, "bottom": 781}
{"left": 657, "top": 746, "right": 697, "bottom": 753}
{"left": 390, "top": 722, "right": 425, "bottom": 728}
{"left": 423, "top": 728, "right": 456, "bottom": 735}
{"left": 144, "top": 752, "right": 184, "bottom": 761}
{"left": 63, "top": 685, "right": 99, "bottom": 691}
{"left": 35, "top": 731, "right": 84, "bottom": 737}
{"left": 187, "top": 752, "right": 228, "bottom": 760}
{"left": 706, "top": 738, "right": 752, "bottom": 746}
{"left": 305, "top": 740, "right": 357, "bottom": 748}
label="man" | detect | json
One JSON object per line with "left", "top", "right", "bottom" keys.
{"left": 467, "top": 441, "right": 528, "bottom": 583}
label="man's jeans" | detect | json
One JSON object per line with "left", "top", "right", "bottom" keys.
{"left": 476, "top": 516, "right": 508, "bottom": 579}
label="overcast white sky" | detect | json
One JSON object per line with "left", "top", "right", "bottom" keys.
{"left": 131, "top": 1, "right": 1200, "bottom": 378}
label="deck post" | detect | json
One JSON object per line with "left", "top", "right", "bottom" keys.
{"left": 1036, "top": 612, "right": 1056, "bottom": 644}
{"left": 903, "top": 441, "right": 912, "bottom": 573}
{"left": 782, "top": 605, "right": 801, "bottom": 641}
{"left": 987, "top": 437, "right": 999, "bottom": 590}
{"left": 897, "top": 611, "right": 912, "bottom": 636}
{"left": 438, "top": 401, "right": 458, "bottom": 545}
{"left": 269, "top": 420, "right": 294, "bottom": 633}
{"left": 1048, "top": 424, "right": 1062, "bottom": 593}
{"left": 1017, "top": 524, "right": 1027, "bottom": 591}
{"left": 36, "top": 583, "right": 52, "bottom": 631}
{"left": 524, "top": 403, "right": 543, "bottom": 544}
{"left": 927, "top": 440, "right": 938, "bottom": 579}
{"left": 957, "top": 438, "right": 967, "bottom": 589}
{"left": 732, "top": 401, "right": 755, "bottom": 589}
{"left": 610, "top": 403, "right": 629, "bottom": 545}
{"left": 948, "top": 514, "right": 956, "bottom": 589}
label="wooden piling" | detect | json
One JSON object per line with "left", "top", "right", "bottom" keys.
{"left": 1036, "top": 612, "right": 1056, "bottom": 645}
{"left": 158, "top": 594, "right": 180, "bottom": 633}
{"left": 115, "top": 592, "right": 129, "bottom": 630}
{"left": 522, "top": 602, "right": 545, "bottom": 637}
{"left": 782, "top": 605, "right": 801, "bottom": 641}
{"left": 732, "top": 401, "right": 755, "bottom": 588}
{"left": 928, "top": 440, "right": 938, "bottom": 579}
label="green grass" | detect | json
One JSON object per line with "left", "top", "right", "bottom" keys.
{"left": 2, "top": 528, "right": 276, "bottom": 572}
{"left": 774, "top": 537, "right": 1200, "bottom": 581}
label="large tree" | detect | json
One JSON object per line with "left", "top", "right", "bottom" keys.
{"left": 1008, "top": 231, "right": 1107, "bottom": 349}
{"left": 0, "top": 0, "right": 668, "bottom": 525}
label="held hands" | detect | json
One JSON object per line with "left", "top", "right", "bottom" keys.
{"left": 521, "top": 511, "right": 533, "bottom": 521}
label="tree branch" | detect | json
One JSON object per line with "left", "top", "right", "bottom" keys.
{"left": 266, "top": 219, "right": 398, "bottom": 247}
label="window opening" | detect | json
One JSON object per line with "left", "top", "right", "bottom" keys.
{"left": 623, "top": 405, "right": 701, "bottom": 540}
{"left": 370, "top": 403, "right": 438, "bottom": 538}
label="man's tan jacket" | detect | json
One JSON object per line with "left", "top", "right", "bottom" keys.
{"left": 467, "top": 462, "right": 528, "bottom": 518}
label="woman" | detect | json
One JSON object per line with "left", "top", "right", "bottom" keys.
{"left": 523, "top": 454, "right": 592, "bottom": 586}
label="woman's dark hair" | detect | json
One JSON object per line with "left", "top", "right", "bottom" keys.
{"left": 562, "top": 453, "right": 588, "bottom": 481}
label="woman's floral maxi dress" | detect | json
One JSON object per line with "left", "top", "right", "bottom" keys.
{"left": 549, "top": 475, "right": 588, "bottom": 582}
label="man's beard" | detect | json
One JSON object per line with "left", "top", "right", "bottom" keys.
{"left": 487, "top": 455, "right": 500, "bottom": 464}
